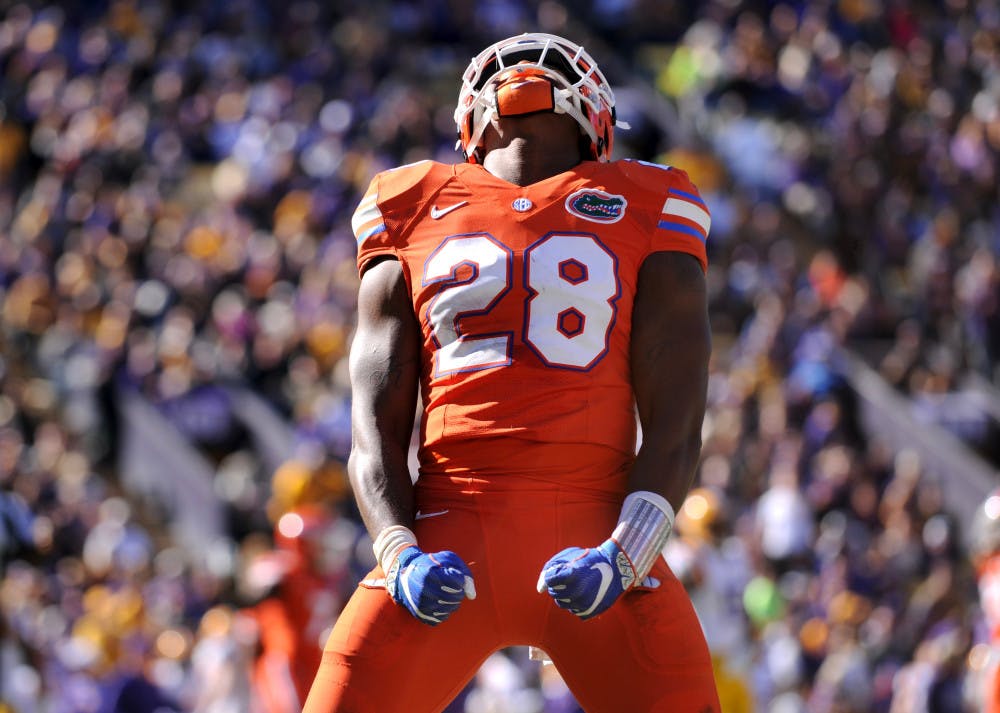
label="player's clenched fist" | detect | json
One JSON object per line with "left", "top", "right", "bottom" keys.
{"left": 537, "top": 491, "right": 676, "bottom": 620}
{"left": 536, "top": 540, "right": 633, "bottom": 620}
{"left": 386, "top": 546, "right": 476, "bottom": 625}
{"left": 374, "top": 525, "right": 475, "bottom": 626}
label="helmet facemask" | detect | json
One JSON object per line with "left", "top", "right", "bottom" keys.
{"left": 455, "top": 33, "right": 620, "bottom": 163}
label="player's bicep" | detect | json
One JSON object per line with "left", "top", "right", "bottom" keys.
{"left": 349, "top": 258, "right": 421, "bottom": 452}
{"left": 630, "top": 251, "right": 710, "bottom": 449}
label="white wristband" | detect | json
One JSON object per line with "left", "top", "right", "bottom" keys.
{"left": 372, "top": 525, "right": 417, "bottom": 572}
{"left": 611, "top": 491, "right": 675, "bottom": 581}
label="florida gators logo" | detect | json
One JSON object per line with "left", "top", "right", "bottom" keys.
{"left": 565, "top": 189, "right": 627, "bottom": 224}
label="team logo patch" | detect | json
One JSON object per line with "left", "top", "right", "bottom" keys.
{"left": 565, "top": 189, "right": 627, "bottom": 223}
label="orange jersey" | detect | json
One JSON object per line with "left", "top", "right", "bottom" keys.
{"left": 352, "top": 160, "right": 709, "bottom": 489}
{"left": 982, "top": 554, "right": 1000, "bottom": 641}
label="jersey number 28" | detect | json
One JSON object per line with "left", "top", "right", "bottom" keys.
{"left": 423, "top": 233, "right": 620, "bottom": 376}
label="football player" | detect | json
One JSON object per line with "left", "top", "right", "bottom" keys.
{"left": 304, "top": 33, "right": 720, "bottom": 712}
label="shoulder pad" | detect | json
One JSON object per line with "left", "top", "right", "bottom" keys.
{"left": 375, "top": 160, "right": 451, "bottom": 206}
{"left": 612, "top": 160, "right": 704, "bottom": 206}
{"left": 606, "top": 160, "right": 710, "bottom": 271}
{"left": 353, "top": 161, "right": 452, "bottom": 245}
{"left": 615, "top": 158, "right": 675, "bottom": 188}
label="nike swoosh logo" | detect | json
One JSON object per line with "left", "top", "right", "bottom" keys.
{"left": 430, "top": 202, "right": 468, "bottom": 219}
{"left": 400, "top": 567, "right": 441, "bottom": 623}
{"left": 577, "top": 562, "right": 613, "bottom": 618}
{"left": 414, "top": 509, "right": 450, "bottom": 520}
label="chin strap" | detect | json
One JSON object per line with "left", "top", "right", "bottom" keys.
{"left": 463, "top": 104, "right": 497, "bottom": 159}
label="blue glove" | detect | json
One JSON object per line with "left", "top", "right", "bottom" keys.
{"left": 536, "top": 539, "right": 636, "bottom": 620}
{"left": 385, "top": 546, "right": 476, "bottom": 625}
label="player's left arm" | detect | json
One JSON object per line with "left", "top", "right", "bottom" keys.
{"left": 627, "top": 249, "right": 710, "bottom": 509}
{"left": 537, "top": 251, "right": 710, "bottom": 619}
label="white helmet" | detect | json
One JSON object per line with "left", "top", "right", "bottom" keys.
{"left": 454, "top": 33, "right": 620, "bottom": 163}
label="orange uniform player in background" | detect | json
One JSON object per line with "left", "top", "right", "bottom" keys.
{"left": 305, "top": 33, "right": 720, "bottom": 713}
{"left": 245, "top": 505, "right": 341, "bottom": 712}
{"left": 972, "top": 490, "right": 1000, "bottom": 713}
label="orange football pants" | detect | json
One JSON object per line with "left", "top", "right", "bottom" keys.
{"left": 303, "top": 482, "right": 720, "bottom": 713}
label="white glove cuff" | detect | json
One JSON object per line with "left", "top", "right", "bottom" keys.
{"left": 611, "top": 491, "right": 675, "bottom": 581}
{"left": 373, "top": 525, "right": 417, "bottom": 573}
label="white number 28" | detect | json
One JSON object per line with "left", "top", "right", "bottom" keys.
{"left": 422, "top": 233, "right": 620, "bottom": 377}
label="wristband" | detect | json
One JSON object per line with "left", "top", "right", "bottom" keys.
{"left": 373, "top": 525, "right": 418, "bottom": 572}
{"left": 611, "top": 491, "right": 675, "bottom": 581}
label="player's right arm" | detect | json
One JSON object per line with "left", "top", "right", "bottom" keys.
{"left": 349, "top": 229, "right": 474, "bottom": 626}
{"left": 348, "top": 256, "right": 421, "bottom": 535}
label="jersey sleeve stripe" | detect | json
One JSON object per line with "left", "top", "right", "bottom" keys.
{"left": 662, "top": 197, "right": 711, "bottom": 234}
{"left": 352, "top": 202, "right": 384, "bottom": 241}
{"left": 656, "top": 220, "right": 707, "bottom": 243}
{"left": 666, "top": 187, "right": 706, "bottom": 207}
{"left": 356, "top": 222, "right": 387, "bottom": 243}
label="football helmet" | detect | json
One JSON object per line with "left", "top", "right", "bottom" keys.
{"left": 454, "top": 33, "right": 620, "bottom": 163}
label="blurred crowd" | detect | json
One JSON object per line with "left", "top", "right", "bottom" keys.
{"left": 1, "top": 0, "right": 999, "bottom": 711}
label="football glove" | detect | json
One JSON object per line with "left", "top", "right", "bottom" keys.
{"left": 384, "top": 545, "right": 476, "bottom": 626}
{"left": 374, "top": 524, "right": 477, "bottom": 626}
{"left": 537, "top": 491, "right": 675, "bottom": 620}
{"left": 536, "top": 539, "right": 634, "bottom": 620}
